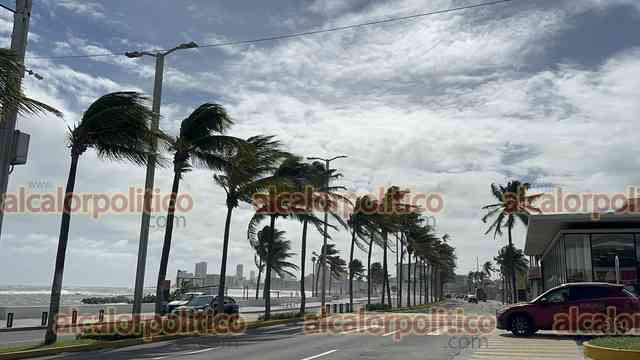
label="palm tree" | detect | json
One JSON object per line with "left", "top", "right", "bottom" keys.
{"left": 369, "top": 262, "right": 385, "bottom": 298}
{"left": 328, "top": 254, "right": 347, "bottom": 295}
{"left": 482, "top": 181, "right": 541, "bottom": 303}
{"left": 347, "top": 196, "right": 377, "bottom": 308}
{"left": 0, "top": 48, "right": 61, "bottom": 118}
{"left": 247, "top": 156, "right": 329, "bottom": 319}
{"left": 275, "top": 159, "right": 347, "bottom": 315}
{"left": 154, "top": 104, "right": 236, "bottom": 314}
{"left": 482, "top": 261, "right": 495, "bottom": 283}
{"left": 44, "top": 92, "right": 157, "bottom": 344}
{"left": 213, "top": 136, "right": 289, "bottom": 315}
{"left": 251, "top": 225, "right": 298, "bottom": 319}
{"left": 494, "top": 244, "right": 528, "bottom": 303}
{"left": 312, "top": 243, "right": 340, "bottom": 295}
{"left": 254, "top": 254, "right": 264, "bottom": 299}
{"left": 349, "top": 259, "right": 365, "bottom": 298}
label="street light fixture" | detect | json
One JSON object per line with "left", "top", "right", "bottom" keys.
{"left": 306, "top": 155, "right": 347, "bottom": 315}
{"left": 129, "top": 41, "right": 199, "bottom": 319}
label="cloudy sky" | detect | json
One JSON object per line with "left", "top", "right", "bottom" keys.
{"left": 0, "top": 0, "right": 639, "bottom": 288}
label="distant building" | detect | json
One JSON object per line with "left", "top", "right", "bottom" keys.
{"left": 195, "top": 262, "right": 207, "bottom": 277}
{"left": 236, "top": 264, "right": 244, "bottom": 280}
{"left": 176, "top": 270, "right": 204, "bottom": 289}
{"left": 250, "top": 270, "right": 256, "bottom": 282}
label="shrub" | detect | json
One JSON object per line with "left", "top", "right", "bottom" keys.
{"left": 365, "top": 303, "right": 391, "bottom": 311}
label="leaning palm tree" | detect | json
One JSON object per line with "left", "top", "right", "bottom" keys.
{"left": 482, "top": 261, "right": 495, "bottom": 282}
{"left": 251, "top": 225, "right": 298, "bottom": 319}
{"left": 44, "top": 92, "right": 157, "bottom": 344}
{"left": 274, "top": 159, "right": 347, "bottom": 315}
{"left": 247, "top": 156, "right": 330, "bottom": 319}
{"left": 0, "top": 48, "right": 61, "bottom": 118}
{"left": 312, "top": 243, "right": 340, "bottom": 295}
{"left": 482, "top": 181, "right": 541, "bottom": 303}
{"left": 254, "top": 254, "right": 264, "bottom": 299}
{"left": 213, "top": 135, "right": 289, "bottom": 315}
{"left": 349, "top": 259, "right": 365, "bottom": 298}
{"left": 347, "top": 196, "right": 377, "bottom": 308}
{"left": 154, "top": 104, "right": 236, "bottom": 314}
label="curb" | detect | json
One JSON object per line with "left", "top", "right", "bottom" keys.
{"left": 0, "top": 317, "right": 320, "bottom": 360}
{"left": 584, "top": 342, "right": 640, "bottom": 360}
{"left": 0, "top": 338, "right": 144, "bottom": 360}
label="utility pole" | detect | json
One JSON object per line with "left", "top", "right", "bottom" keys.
{"left": 307, "top": 155, "right": 347, "bottom": 314}
{"left": 126, "top": 42, "right": 198, "bottom": 319}
{"left": 0, "top": 0, "right": 31, "bottom": 241}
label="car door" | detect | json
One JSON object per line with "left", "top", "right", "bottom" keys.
{"left": 536, "top": 287, "right": 571, "bottom": 330}
{"left": 567, "top": 286, "right": 607, "bottom": 332}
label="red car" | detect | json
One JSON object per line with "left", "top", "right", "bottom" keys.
{"left": 496, "top": 282, "right": 640, "bottom": 336}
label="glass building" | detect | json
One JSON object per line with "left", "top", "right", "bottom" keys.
{"left": 524, "top": 213, "right": 640, "bottom": 298}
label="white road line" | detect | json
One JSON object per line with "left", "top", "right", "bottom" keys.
{"left": 382, "top": 329, "right": 401, "bottom": 337}
{"left": 184, "top": 347, "right": 218, "bottom": 355}
{"left": 300, "top": 349, "right": 338, "bottom": 360}
{"left": 263, "top": 326, "right": 303, "bottom": 334}
{"left": 339, "top": 325, "right": 381, "bottom": 335}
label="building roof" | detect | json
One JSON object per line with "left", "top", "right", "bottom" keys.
{"left": 524, "top": 212, "right": 640, "bottom": 256}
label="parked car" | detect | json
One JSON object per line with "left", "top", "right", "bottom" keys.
{"left": 497, "top": 282, "right": 640, "bottom": 336}
{"left": 467, "top": 294, "right": 478, "bottom": 303}
{"left": 173, "top": 295, "right": 240, "bottom": 316}
{"left": 166, "top": 292, "right": 204, "bottom": 313}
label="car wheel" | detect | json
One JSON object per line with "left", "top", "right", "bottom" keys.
{"left": 510, "top": 315, "right": 534, "bottom": 337}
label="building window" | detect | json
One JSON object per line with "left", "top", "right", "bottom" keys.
{"left": 591, "top": 233, "right": 636, "bottom": 286}
{"left": 543, "top": 237, "right": 565, "bottom": 290}
{"left": 565, "top": 234, "right": 592, "bottom": 282}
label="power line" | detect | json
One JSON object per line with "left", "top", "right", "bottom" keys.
{"left": 29, "top": 0, "right": 516, "bottom": 60}
{"left": 0, "top": 3, "right": 15, "bottom": 13}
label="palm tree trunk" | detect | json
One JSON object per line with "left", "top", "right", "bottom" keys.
{"left": 398, "top": 239, "right": 403, "bottom": 308}
{"left": 155, "top": 170, "right": 181, "bottom": 315}
{"left": 407, "top": 253, "right": 411, "bottom": 307}
{"left": 264, "top": 264, "right": 272, "bottom": 319}
{"left": 419, "top": 260, "right": 423, "bottom": 305}
{"left": 349, "top": 227, "right": 356, "bottom": 309}
{"left": 315, "top": 261, "right": 320, "bottom": 296}
{"left": 508, "top": 227, "right": 518, "bottom": 303}
{"left": 423, "top": 263, "right": 427, "bottom": 304}
{"left": 367, "top": 235, "right": 373, "bottom": 305}
{"left": 45, "top": 153, "right": 80, "bottom": 345}
{"left": 255, "top": 262, "right": 262, "bottom": 299}
{"left": 412, "top": 255, "right": 417, "bottom": 306}
{"left": 299, "top": 220, "right": 308, "bottom": 315}
{"left": 264, "top": 215, "right": 276, "bottom": 320}
{"left": 383, "top": 233, "right": 391, "bottom": 307}
{"left": 216, "top": 204, "right": 234, "bottom": 315}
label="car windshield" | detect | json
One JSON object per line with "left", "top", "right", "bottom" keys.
{"left": 189, "top": 296, "right": 211, "bottom": 306}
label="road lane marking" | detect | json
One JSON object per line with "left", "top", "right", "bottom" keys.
{"left": 300, "top": 349, "right": 338, "bottom": 360}
{"left": 339, "top": 325, "right": 381, "bottom": 335}
{"left": 184, "top": 347, "right": 218, "bottom": 355}
{"left": 262, "top": 326, "right": 303, "bottom": 334}
{"left": 382, "top": 329, "right": 400, "bottom": 337}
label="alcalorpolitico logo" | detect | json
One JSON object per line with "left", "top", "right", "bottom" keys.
{"left": 0, "top": 187, "right": 194, "bottom": 218}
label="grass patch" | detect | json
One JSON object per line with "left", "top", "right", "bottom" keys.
{"left": 0, "top": 339, "right": 96, "bottom": 354}
{"left": 590, "top": 336, "right": 640, "bottom": 351}
{"left": 258, "top": 312, "right": 317, "bottom": 321}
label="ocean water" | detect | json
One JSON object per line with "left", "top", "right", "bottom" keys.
{"left": 0, "top": 285, "right": 313, "bottom": 307}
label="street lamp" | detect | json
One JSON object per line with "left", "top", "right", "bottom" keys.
{"left": 306, "top": 155, "right": 347, "bottom": 315}
{"left": 129, "top": 41, "right": 199, "bottom": 319}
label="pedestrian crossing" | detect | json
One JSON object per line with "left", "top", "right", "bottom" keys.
{"left": 468, "top": 334, "right": 586, "bottom": 360}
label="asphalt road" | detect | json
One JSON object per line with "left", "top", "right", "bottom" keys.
{"left": 7, "top": 300, "right": 508, "bottom": 360}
